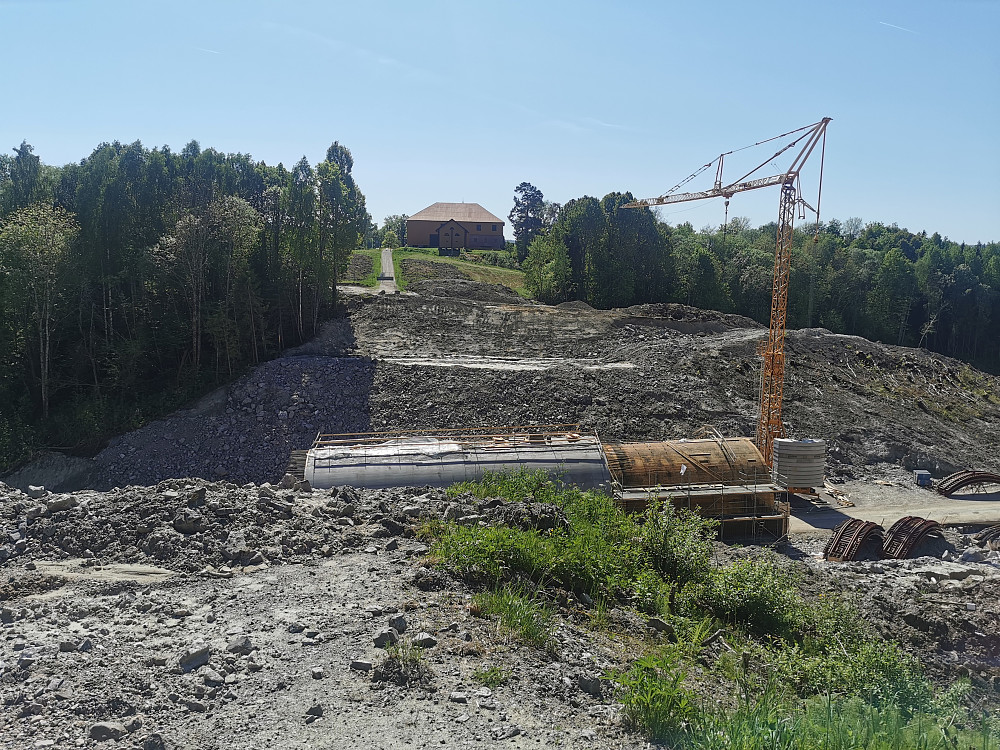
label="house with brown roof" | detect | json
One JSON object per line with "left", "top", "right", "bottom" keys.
{"left": 406, "top": 202, "right": 505, "bottom": 253}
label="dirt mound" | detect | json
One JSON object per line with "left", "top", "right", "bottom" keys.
{"left": 400, "top": 258, "right": 470, "bottom": 284}
{"left": 556, "top": 300, "right": 595, "bottom": 312}
{"left": 79, "top": 293, "right": 1000, "bottom": 490}
{"left": 409, "top": 278, "right": 523, "bottom": 303}
{"left": 343, "top": 252, "right": 374, "bottom": 283}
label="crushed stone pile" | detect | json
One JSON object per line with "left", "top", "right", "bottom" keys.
{"left": 92, "top": 357, "right": 375, "bottom": 490}
{"left": 0, "top": 479, "right": 560, "bottom": 574}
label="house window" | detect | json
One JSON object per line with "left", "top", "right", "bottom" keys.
{"left": 492, "top": 224, "right": 497, "bottom": 231}
{"left": 476, "top": 224, "right": 481, "bottom": 231}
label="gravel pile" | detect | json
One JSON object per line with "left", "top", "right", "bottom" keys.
{"left": 0, "top": 478, "right": 549, "bottom": 573}
{"left": 78, "top": 288, "right": 1000, "bottom": 490}
{"left": 92, "top": 357, "right": 376, "bottom": 490}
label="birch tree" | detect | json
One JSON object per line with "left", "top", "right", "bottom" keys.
{"left": 0, "top": 203, "right": 79, "bottom": 418}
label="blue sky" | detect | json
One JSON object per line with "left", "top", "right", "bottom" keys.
{"left": 2, "top": 0, "right": 997, "bottom": 244}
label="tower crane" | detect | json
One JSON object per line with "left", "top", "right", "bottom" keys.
{"left": 623, "top": 117, "right": 831, "bottom": 467}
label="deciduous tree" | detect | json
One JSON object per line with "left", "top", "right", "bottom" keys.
{"left": 0, "top": 203, "right": 80, "bottom": 418}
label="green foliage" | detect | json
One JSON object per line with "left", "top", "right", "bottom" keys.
{"left": 434, "top": 471, "right": 991, "bottom": 747}
{"left": 469, "top": 250, "right": 519, "bottom": 269}
{"left": 699, "top": 556, "right": 805, "bottom": 636}
{"left": 641, "top": 500, "right": 717, "bottom": 586}
{"left": 379, "top": 214, "right": 407, "bottom": 247}
{"left": 384, "top": 640, "right": 425, "bottom": 668}
{"left": 683, "top": 691, "right": 997, "bottom": 750}
{"left": 440, "top": 470, "right": 694, "bottom": 599}
{"left": 523, "top": 233, "right": 573, "bottom": 303}
{"left": 508, "top": 182, "right": 545, "bottom": 262}
{"left": 612, "top": 647, "right": 700, "bottom": 740}
{"left": 473, "top": 587, "right": 554, "bottom": 650}
{"left": 381, "top": 228, "right": 399, "bottom": 248}
{"left": 473, "top": 666, "right": 511, "bottom": 688}
{"left": 615, "top": 662, "right": 987, "bottom": 748}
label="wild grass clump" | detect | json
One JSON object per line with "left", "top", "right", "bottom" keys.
{"left": 440, "top": 470, "right": 717, "bottom": 603}
{"left": 473, "top": 586, "right": 554, "bottom": 650}
{"left": 681, "top": 692, "right": 996, "bottom": 749}
{"left": 614, "top": 647, "right": 700, "bottom": 740}
{"left": 473, "top": 666, "right": 511, "bottom": 688}
{"left": 373, "top": 641, "right": 434, "bottom": 688}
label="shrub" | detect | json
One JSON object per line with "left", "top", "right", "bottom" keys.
{"left": 701, "top": 556, "right": 804, "bottom": 636}
{"left": 641, "top": 500, "right": 717, "bottom": 585}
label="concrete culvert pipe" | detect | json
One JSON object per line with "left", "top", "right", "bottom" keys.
{"left": 304, "top": 428, "right": 612, "bottom": 491}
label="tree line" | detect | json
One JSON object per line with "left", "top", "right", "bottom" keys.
{"left": 512, "top": 183, "right": 1000, "bottom": 372}
{"left": 0, "top": 139, "right": 370, "bottom": 470}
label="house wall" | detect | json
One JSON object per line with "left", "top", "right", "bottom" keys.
{"left": 406, "top": 219, "right": 505, "bottom": 249}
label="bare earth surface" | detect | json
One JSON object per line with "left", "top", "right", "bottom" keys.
{"left": 4, "top": 280, "right": 1000, "bottom": 749}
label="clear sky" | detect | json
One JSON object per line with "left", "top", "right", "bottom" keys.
{"left": 2, "top": 0, "right": 998, "bottom": 244}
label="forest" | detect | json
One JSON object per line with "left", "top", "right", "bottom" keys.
{"left": 514, "top": 184, "right": 1000, "bottom": 374}
{"left": 0, "top": 140, "right": 370, "bottom": 470}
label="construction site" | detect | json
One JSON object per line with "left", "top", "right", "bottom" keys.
{"left": 3, "top": 120, "right": 1000, "bottom": 749}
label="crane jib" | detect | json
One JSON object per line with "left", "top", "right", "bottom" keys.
{"left": 622, "top": 118, "right": 831, "bottom": 466}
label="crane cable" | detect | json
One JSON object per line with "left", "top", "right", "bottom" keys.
{"left": 658, "top": 120, "right": 820, "bottom": 199}
{"left": 722, "top": 198, "right": 730, "bottom": 254}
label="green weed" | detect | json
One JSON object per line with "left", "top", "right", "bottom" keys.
{"left": 698, "top": 555, "right": 805, "bottom": 637}
{"left": 611, "top": 647, "right": 699, "bottom": 741}
{"left": 473, "top": 666, "right": 511, "bottom": 688}
{"left": 473, "top": 586, "right": 554, "bottom": 651}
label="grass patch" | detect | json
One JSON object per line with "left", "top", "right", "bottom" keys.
{"left": 473, "top": 665, "right": 512, "bottom": 688}
{"left": 374, "top": 641, "right": 434, "bottom": 688}
{"left": 473, "top": 586, "right": 554, "bottom": 650}
{"left": 620, "top": 686, "right": 997, "bottom": 749}
{"left": 344, "top": 248, "right": 381, "bottom": 287}
{"left": 437, "top": 477, "right": 715, "bottom": 603}
{"left": 391, "top": 249, "right": 527, "bottom": 295}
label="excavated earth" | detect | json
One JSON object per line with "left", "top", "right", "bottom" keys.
{"left": 4, "top": 280, "right": 1000, "bottom": 749}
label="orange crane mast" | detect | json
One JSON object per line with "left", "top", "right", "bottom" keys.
{"left": 624, "top": 118, "right": 831, "bottom": 467}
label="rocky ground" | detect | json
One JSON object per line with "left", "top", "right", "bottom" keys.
{"left": 1, "top": 477, "right": 999, "bottom": 749}
{"left": 0, "top": 480, "right": 641, "bottom": 749}
{"left": 4, "top": 280, "right": 1000, "bottom": 748}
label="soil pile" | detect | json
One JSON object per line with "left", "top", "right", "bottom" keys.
{"left": 407, "top": 279, "right": 524, "bottom": 304}
{"left": 67, "top": 288, "right": 999, "bottom": 490}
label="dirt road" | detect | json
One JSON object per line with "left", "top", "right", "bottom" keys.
{"left": 789, "top": 477, "right": 1000, "bottom": 536}
{"left": 377, "top": 248, "right": 397, "bottom": 293}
